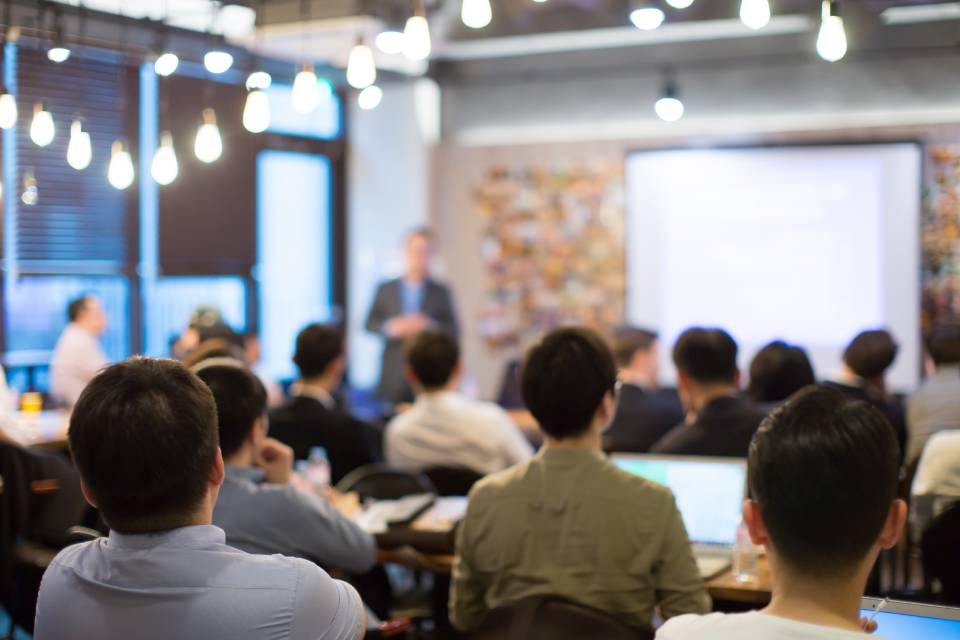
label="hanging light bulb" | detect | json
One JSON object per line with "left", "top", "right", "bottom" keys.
{"left": 66, "top": 119, "right": 92, "bottom": 170}
{"left": 346, "top": 38, "right": 377, "bottom": 89}
{"left": 29, "top": 102, "right": 55, "bottom": 147}
{"left": 358, "top": 85, "right": 383, "bottom": 111}
{"left": 654, "top": 75, "right": 684, "bottom": 122}
{"left": 292, "top": 64, "right": 321, "bottom": 114}
{"left": 246, "top": 71, "right": 272, "bottom": 90}
{"left": 21, "top": 170, "right": 37, "bottom": 206}
{"left": 151, "top": 131, "right": 179, "bottom": 186}
{"left": 194, "top": 108, "right": 223, "bottom": 163}
{"left": 740, "top": 0, "right": 770, "bottom": 29}
{"left": 375, "top": 30, "right": 405, "bottom": 55}
{"left": 204, "top": 50, "right": 234, "bottom": 74}
{"left": 107, "top": 140, "right": 135, "bottom": 190}
{"left": 154, "top": 52, "right": 179, "bottom": 76}
{"left": 403, "top": 2, "right": 432, "bottom": 61}
{"left": 461, "top": 0, "right": 492, "bottom": 29}
{"left": 0, "top": 89, "right": 17, "bottom": 130}
{"left": 817, "top": 0, "right": 847, "bottom": 62}
{"left": 243, "top": 88, "right": 271, "bottom": 133}
{"left": 630, "top": 4, "right": 665, "bottom": 31}
{"left": 47, "top": 15, "right": 71, "bottom": 63}
{"left": 665, "top": 0, "right": 694, "bottom": 8}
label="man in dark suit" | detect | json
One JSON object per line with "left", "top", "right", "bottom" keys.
{"left": 365, "top": 228, "right": 458, "bottom": 405}
{"left": 651, "top": 327, "right": 767, "bottom": 458}
{"left": 268, "top": 324, "right": 380, "bottom": 484}
{"left": 603, "top": 326, "right": 684, "bottom": 453}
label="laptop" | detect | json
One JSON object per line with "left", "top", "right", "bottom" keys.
{"left": 860, "top": 598, "right": 960, "bottom": 639}
{"left": 611, "top": 454, "right": 747, "bottom": 579}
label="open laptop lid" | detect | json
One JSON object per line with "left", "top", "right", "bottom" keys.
{"left": 610, "top": 453, "right": 747, "bottom": 549}
{"left": 860, "top": 598, "right": 960, "bottom": 638}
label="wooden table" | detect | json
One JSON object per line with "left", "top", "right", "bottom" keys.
{"left": 705, "top": 557, "right": 772, "bottom": 605}
{"left": 1, "top": 410, "right": 70, "bottom": 449}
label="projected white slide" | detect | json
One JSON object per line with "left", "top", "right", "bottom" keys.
{"left": 626, "top": 144, "right": 921, "bottom": 390}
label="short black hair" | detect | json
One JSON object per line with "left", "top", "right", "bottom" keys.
{"left": 749, "top": 385, "right": 900, "bottom": 579}
{"left": 748, "top": 341, "right": 816, "bottom": 403}
{"left": 69, "top": 357, "right": 219, "bottom": 533}
{"left": 194, "top": 363, "right": 267, "bottom": 458}
{"left": 612, "top": 326, "right": 658, "bottom": 368}
{"left": 521, "top": 327, "right": 617, "bottom": 439}
{"left": 672, "top": 327, "right": 738, "bottom": 384}
{"left": 67, "top": 295, "right": 93, "bottom": 322}
{"left": 293, "top": 323, "right": 343, "bottom": 379}
{"left": 406, "top": 330, "right": 459, "bottom": 390}
{"left": 844, "top": 329, "right": 898, "bottom": 380}
{"left": 926, "top": 324, "right": 960, "bottom": 366}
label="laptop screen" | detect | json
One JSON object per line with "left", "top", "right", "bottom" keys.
{"left": 611, "top": 455, "right": 746, "bottom": 547}
{"left": 859, "top": 599, "right": 960, "bottom": 639}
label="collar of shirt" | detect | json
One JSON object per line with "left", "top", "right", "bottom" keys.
{"left": 537, "top": 447, "right": 606, "bottom": 465}
{"left": 108, "top": 524, "right": 226, "bottom": 551}
{"left": 291, "top": 381, "right": 335, "bottom": 410}
{"left": 224, "top": 465, "right": 266, "bottom": 484}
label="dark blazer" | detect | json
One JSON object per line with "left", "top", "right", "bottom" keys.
{"left": 603, "top": 385, "right": 685, "bottom": 454}
{"left": 650, "top": 395, "right": 767, "bottom": 458}
{"left": 822, "top": 381, "right": 908, "bottom": 465}
{"left": 268, "top": 396, "right": 381, "bottom": 485}
{"left": 365, "top": 277, "right": 458, "bottom": 404}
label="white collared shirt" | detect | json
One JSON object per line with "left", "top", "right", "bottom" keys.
{"left": 49, "top": 323, "right": 109, "bottom": 407}
{"left": 35, "top": 525, "right": 364, "bottom": 640}
{"left": 385, "top": 390, "right": 533, "bottom": 475}
{"left": 291, "top": 380, "right": 336, "bottom": 410}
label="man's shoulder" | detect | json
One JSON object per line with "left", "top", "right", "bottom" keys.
{"left": 467, "top": 459, "right": 534, "bottom": 502}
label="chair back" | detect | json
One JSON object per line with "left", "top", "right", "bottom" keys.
{"left": 472, "top": 595, "right": 646, "bottom": 640}
{"left": 922, "top": 501, "right": 960, "bottom": 605}
{"left": 335, "top": 463, "right": 436, "bottom": 501}
{"left": 422, "top": 466, "right": 483, "bottom": 497}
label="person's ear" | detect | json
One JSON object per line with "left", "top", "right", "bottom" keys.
{"left": 403, "top": 366, "right": 419, "bottom": 388}
{"left": 878, "top": 499, "right": 908, "bottom": 550}
{"left": 743, "top": 499, "right": 769, "bottom": 546}
{"left": 733, "top": 368, "right": 742, "bottom": 388}
{"left": 211, "top": 448, "right": 225, "bottom": 488}
{"left": 596, "top": 391, "right": 615, "bottom": 429}
{"left": 79, "top": 480, "right": 99, "bottom": 509}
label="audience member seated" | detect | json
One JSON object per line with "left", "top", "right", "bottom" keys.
{"left": 49, "top": 295, "right": 109, "bottom": 407}
{"left": 657, "top": 386, "right": 906, "bottom": 639}
{"left": 746, "top": 340, "right": 816, "bottom": 408}
{"left": 603, "top": 326, "right": 684, "bottom": 453}
{"left": 911, "top": 430, "right": 960, "bottom": 533}
{"left": 650, "top": 328, "right": 766, "bottom": 457}
{"left": 450, "top": 327, "right": 709, "bottom": 635}
{"left": 269, "top": 324, "right": 380, "bottom": 484}
{"left": 34, "top": 357, "right": 364, "bottom": 640}
{"left": 385, "top": 330, "right": 533, "bottom": 475}
{"left": 194, "top": 361, "right": 377, "bottom": 576}
{"left": 906, "top": 324, "right": 960, "bottom": 464}
{"left": 824, "top": 329, "right": 907, "bottom": 463}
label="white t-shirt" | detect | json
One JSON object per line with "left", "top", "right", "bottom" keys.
{"left": 657, "top": 611, "right": 878, "bottom": 640}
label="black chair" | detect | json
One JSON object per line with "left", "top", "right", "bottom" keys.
{"left": 922, "top": 501, "right": 960, "bottom": 606}
{"left": 472, "top": 595, "right": 646, "bottom": 640}
{"left": 422, "top": 466, "right": 483, "bottom": 497}
{"left": 335, "top": 464, "right": 436, "bottom": 501}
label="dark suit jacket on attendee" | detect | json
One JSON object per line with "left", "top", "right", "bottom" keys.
{"left": 268, "top": 396, "right": 381, "bottom": 485}
{"left": 649, "top": 395, "right": 767, "bottom": 458}
{"left": 604, "top": 385, "right": 685, "bottom": 453}
{"left": 822, "top": 380, "right": 908, "bottom": 465}
{"left": 365, "top": 278, "right": 458, "bottom": 404}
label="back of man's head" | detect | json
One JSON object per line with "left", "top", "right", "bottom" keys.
{"left": 747, "top": 340, "right": 816, "bottom": 403}
{"left": 521, "top": 327, "right": 617, "bottom": 440}
{"left": 612, "top": 325, "right": 658, "bottom": 368}
{"left": 925, "top": 323, "right": 960, "bottom": 367}
{"left": 194, "top": 363, "right": 267, "bottom": 458}
{"left": 672, "top": 327, "right": 738, "bottom": 385}
{"left": 67, "top": 295, "right": 92, "bottom": 323}
{"left": 69, "top": 357, "right": 219, "bottom": 533}
{"left": 406, "top": 330, "right": 459, "bottom": 391}
{"left": 748, "top": 385, "right": 900, "bottom": 579}
{"left": 293, "top": 323, "right": 343, "bottom": 379}
{"left": 843, "top": 329, "right": 898, "bottom": 380}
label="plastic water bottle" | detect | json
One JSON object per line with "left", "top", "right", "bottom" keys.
{"left": 306, "top": 447, "right": 331, "bottom": 490}
{"left": 733, "top": 521, "right": 759, "bottom": 583}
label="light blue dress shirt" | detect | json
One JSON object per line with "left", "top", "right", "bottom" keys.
{"left": 400, "top": 280, "right": 425, "bottom": 316}
{"left": 34, "top": 525, "right": 364, "bottom": 640}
